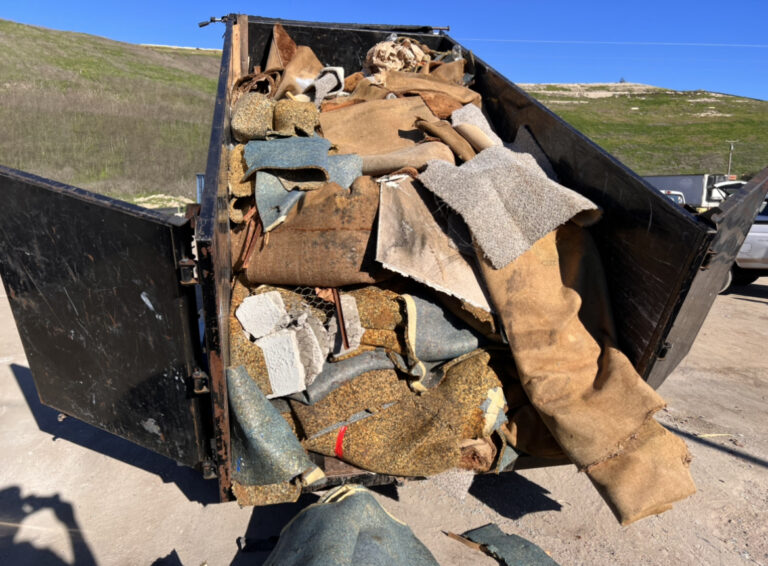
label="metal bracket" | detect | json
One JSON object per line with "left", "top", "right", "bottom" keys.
{"left": 656, "top": 341, "right": 673, "bottom": 360}
{"left": 201, "top": 459, "right": 218, "bottom": 479}
{"left": 178, "top": 257, "right": 198, "bottom": 286}
{"left": 198, "top": 15, "right": 233, "bottom": 28}
{"left": 191, "top": 369, "right": 210, "bottom": 394}
{"left": 699, "top": 248, "right": 717, "bottom": 271}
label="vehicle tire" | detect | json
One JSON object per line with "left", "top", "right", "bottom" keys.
{"left": 719, "top": 269, "right": 732, "bottom": 294}
{"left": 732, "top": 266, "right": 759, "bottom": 287}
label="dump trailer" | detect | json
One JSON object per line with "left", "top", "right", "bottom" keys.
{"left": 1, "top": 14, "right": 767, "bottom": 505}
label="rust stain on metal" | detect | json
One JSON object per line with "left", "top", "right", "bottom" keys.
{"left": 331, "top": 287, "right": 350, "bottom": 350}
{"left": 208, "top": 350, "right": 233, "bottom": 500}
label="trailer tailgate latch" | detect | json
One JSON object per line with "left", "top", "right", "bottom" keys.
{"left": 191, "top": 369, "right": 210, "bottom": 394}
{"left": 178, "top": 257, "right": 198, "bottom": 286}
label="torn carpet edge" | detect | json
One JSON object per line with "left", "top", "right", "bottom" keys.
{"left": 419, "top": 145, "right": 600, "bottom": 269}
{"left": 448, "top": 523, "right": 560, "bottom": 566}
{"left": 227, "top": 365, "right": 323, "bottom": 488}
{"left": 376, "top": 174, "right": 491, "bottom": 310}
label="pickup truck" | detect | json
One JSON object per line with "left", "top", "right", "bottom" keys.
{"left": 723, "top": 198, "right": 768, "bottom": 290}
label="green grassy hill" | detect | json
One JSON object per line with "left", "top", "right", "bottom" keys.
{"left": 522, "top": 83, "right": 767, "bottom": 177}
{"left": 1, "top": 20, "right": 765, "bottom": 202}
{"left": 0, "top": 19, "right": 219, "bottom": 199}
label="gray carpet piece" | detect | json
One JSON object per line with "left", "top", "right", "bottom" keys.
{"left": 227, "top": 365, "right": 319, "bottom": 486}
{"left": 326, "top": 153, "right": 364, "bottom": 189}
{"left": 450, "top": 104, "right": 504, "bottom": 146}
{"left": 508, "top": 125, "right": 559, "bottom": 182}
{"left": 376, "top": 175, "right": 490, "bottom": 311}
{"left": 254, "top": 172, "right": 305, "bottom": 232}
{"left": 308, "top": 67, "right": 344, "bottom": 107}
{"left": 244, "top": 137, "right": 362, "bottom": 189}
{"left": 264, "top": 485, "right": 440, "bottom": 566}
{"left": 419, "top": 145, "right": 599, "bottom": 269}
{"left": 458, "top": 523, "right": 560, "bottom": 565}
{"left": 403, "top": 293, "right": 483, "bottom": 363}
{"left": 299, "top": 350, "right": 395, "bottom": 405}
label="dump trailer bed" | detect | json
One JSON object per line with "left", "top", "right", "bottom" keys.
{"left": 1, "top": 14, "right": 766, "bottom": 502}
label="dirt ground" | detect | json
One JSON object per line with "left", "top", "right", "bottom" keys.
{"left": 0, "top": 277, "right": 766, "bottom": 566}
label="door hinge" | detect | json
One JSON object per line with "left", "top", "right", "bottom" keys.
{"left": 201, "top": 459, "right": 218, "bottom": 479}
{"left": 178, "top": 257, "right": 198, "bottom": 285}
{"left": 191, "top": 369, "right": 210, "bottom": 394}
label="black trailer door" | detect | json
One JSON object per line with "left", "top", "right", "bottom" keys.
{"left": 0, "top": 166, "right": 209, "bottom": 467}
{"left": 644, "top": 168, "right": 768, "bottom": 387}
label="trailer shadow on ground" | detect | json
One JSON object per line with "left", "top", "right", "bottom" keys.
{"left": 10, "top": 364, "right": 219, "bottom": 505}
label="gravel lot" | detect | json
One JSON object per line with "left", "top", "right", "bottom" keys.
{"left": 1, "top": 278, "right": 766, "bottom": 566}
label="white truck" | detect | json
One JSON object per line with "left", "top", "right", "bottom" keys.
{"left": 644, "top": 174, "right": 731, "bottom": 212}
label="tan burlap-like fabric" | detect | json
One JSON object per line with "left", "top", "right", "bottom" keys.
{"left": 415, "top": 119, "right": 476, "bottom": 162}
{"left": 245, "top": 177, "right": 385, "bottom": 287}
{"left": 264, "top": 24, "right": 298, "bottom": 73}
{"left": 319, "top": 97, "right": 439, "bottom": 156}
{"left": 361, "top": 142, "right": 454, "bottom": 176}
{"left": 273, "top": 45, "right": 324, "bottom": 100}
{"left": 428, "top": 59, "right": 466, "bottom": 86}
{"left": 377, "top": 70, "right": 481, "bottom": 108}
{"left": 478, "top": 222, "right": 695, "bottom": 524}
{"left": 587, "top": 419, "right": 695, "bottom": 525}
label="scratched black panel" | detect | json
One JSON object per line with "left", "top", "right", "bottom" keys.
{"left": 645, "top": 168, "right": 768, "bottom": 388}
{"left": 0, "top": 166, "right": 206, "bottom": 466}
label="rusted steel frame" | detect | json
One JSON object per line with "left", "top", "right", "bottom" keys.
{"left": 331, "top": 287, "right": 350, "bottom": 350}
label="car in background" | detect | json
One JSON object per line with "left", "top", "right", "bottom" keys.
{"left": 722, "top": 198, "right": 768, "bottom": 291}
{"left": 644, "top": 174, "right": 729, "bottom": 212}
{"left": 660, "top": 190, "right": 686, "bottom": 205}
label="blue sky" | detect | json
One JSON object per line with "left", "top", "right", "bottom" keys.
{"left": 4, "top": 0, "right": 767, "bottom": 100}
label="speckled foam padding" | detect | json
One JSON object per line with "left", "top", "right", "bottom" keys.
{"left": 419, "top": 145, "right": 600, "bottom": 269}
{"left": 295, "top": 349, "right": 505, "bottom": 477}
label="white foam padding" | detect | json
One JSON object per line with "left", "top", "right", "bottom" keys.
{"left": 257, "top": 329, "right": 307, "bottom": 398}
{"left": 235, "top": 291, "right": 290, "bottom": 340}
